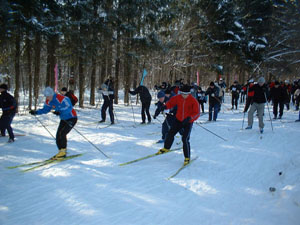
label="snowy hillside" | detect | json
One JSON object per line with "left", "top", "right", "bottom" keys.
{"left": 1, "top": 94, "right": 300, "bottom": 225}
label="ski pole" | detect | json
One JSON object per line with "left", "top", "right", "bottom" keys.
{"left": 71, "top": 125, "right": 110, "bottom": 158}
{"left": 196, "top": 122, "right": 227, "bottom": 141}
{"left": 264, "top": 92, "right": 274, "bottom": 132}
{"left": 33, "top": 115, "right": 56, "bottom": 140}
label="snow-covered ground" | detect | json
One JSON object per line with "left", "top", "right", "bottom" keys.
{"left": 1, "top": 93, "right": 300, "bottom": 225}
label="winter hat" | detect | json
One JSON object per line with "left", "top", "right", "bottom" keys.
{"left": 43, "top": 87, "right": 55, "bottom": 97}
{"left": 0, "top": 83, "right": 8, "bottom": 90}
{"left": 165, "top": 89, "right": 171, "bottom": 95}
{"left": 61, "top": 87, "right": 67, "bottom": 92}
{"left": 258, "top": 77, "right": 265, "bottom": 84}
{"left": 180, "top": 85, "right": 191, "bottom": 94}
{"left": 249, "top": 79, "right": 254, "bottom": 83}
{"left": 157, "top": 91, "right": 165, "bottom": 98}
{"left": 275, "top": 81, "right": 280, "bottom": 85}
{"left": 209, "top": 81, "right": 215, "bottom": 86}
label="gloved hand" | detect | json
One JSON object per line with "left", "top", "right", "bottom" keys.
{"left": 211, "top": 93, "right": 215, "bottom": 97}
{"left": 29, "top": 110, "right": 37, "bottom": 115}
{"left": 182, "top": 117, "right": 191, "bottom": 126}
{"left": 153, "top": 115, "right": 156, "bottom": 119}
{"left": 160, "top": 105, "right": 166, "bottom": 112}
{"left": 53, "top": 111, "right": 60, "bottom": 116}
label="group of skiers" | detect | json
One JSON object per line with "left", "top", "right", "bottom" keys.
{"left": 1, "top": 75, "right": 300, "bottom": 164}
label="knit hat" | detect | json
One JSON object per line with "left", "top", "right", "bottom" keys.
{"left": 43, "top": 87, "right": 55, "bottom": 97}
{"left": 157, "top": 91, "right": 165, "bottom": 98}
{"left": 180, "top": 85, "right": 191, "bottom": 94}
{"left": 258, "top": 77, "right": 265, "bottom": 84}
{"left": 61, "top": 87, "right": 67, "bottom": 92}
{"left": 0, "top": 83, "right": 8, "bottom": 90}
{"left": 165, "top": 89, "right": 171, "bottom": 95}
{"left": 209, "top": 81, "right": 215, "bottom": 86}
{"left": 275, "top": 81, "right": 280, "bottom": 85}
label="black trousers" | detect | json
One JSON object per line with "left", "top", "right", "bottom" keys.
{"left": 141, "top": 100, "right": 151, "bottom": 123}
{"left": 164, "top": 119, "right": 193, "bottom": 158}
{"left": 56, "top": 118, "right": 77, "bottom": 150}
{"left": 0, "top": 113, "right": 15, "bottom": 139}
{"left": 273, "top": 100, "right": 284, "bottom": 117}
{"left": 231, "top": 94, "right": 239, "bottom": 109}
{"left": 101, "top": 98, "right": 114, "bottom": 123}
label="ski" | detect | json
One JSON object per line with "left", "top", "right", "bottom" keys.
{"left": 7, "top": 154, "right": 83, "bottom": 171}
{"left": 167, "top": 156, "right": 199, "bottom": 180}
{"left": 119, "top": 147, "right": 181, "bottom": 166}
{"left": 22, "top": 154, "right": 83, "bottom": 172}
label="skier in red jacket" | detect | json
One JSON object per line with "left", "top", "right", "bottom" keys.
{"left": 157, "top": 84, "right": 200, "bottom": 165}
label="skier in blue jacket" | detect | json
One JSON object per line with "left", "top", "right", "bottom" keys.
{"left": 29, "top": 87, "right": 77, "bottom": 159}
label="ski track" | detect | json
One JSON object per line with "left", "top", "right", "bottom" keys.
{"left": 1, "top": 95, "right": 300, "bottom": 225}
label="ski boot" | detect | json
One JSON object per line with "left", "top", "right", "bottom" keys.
{"left": 51, "top": 148, "right": 67, "bottom": 160}
{"left": 157, "top": 148, "right": 170, "bottom": 155}
{"left": 184, "top": 157, "right": 190, "bottom": 166}
{"left": 245, "top": 126, "right": 252, "bottom": 129}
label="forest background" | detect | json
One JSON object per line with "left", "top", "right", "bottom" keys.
{"left": 0, "top": 0, "right": 299, "bottom": 110}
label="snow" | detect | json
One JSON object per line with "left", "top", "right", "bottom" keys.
{"left": 1, "top": 93, "right": 300, "bottom": 225}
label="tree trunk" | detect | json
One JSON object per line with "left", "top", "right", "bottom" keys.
{"left": 34, "top": 33, "right": 41, "bottom": 109}
{"left": 90, "top": 56, "right": 96, "bottom": 106}
{"left": 78, "top": 56, "right": 85, "bottom": 108}
{"left": 114, "top": 30, "right": 120, "bottom": 104}
{"left": 14, "top": 30, "right": 21, "bottom": 113}
{"left": 25, "top": 34, "right": 32, "bottom": 110}
{"left": 46, "top": 36, "right": 57, "bottom": 87}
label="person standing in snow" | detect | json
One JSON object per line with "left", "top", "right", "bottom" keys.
{"left": 205, "top": 82, "right": 221, "bottom": 121}
{"left": 0, "top": 84, "right": 17, "bottom": 143}
{"left": 269, "top": 81, "right": 285, "bottom": 119}
{"left": 230, "top": 81, "right": 241, "bottom": 110}
{"left": 153, "top": 89, "right": 177, "bottom": 143}
{"left": 157, "top": 84, "right": 200, "bottom": 165}
{"left": 196, "top": 86, "right": 206, "bottom": 113}
{"left": 60, "top": 87, "right": 78, "bottom": 106}
{"left": 29, "top": 87, "right": 77, "bottom": 159}
{"left": 245, "top": 77, "right": 269, "bottom": 133}
{"left": 99, "top": 78, "right": 115, "bottom": 124}
{"left": 129, "top": 85, "right": 152, "bottom": 124}
{"left": 243, "top": 79, "right": 255, "bottom": 113}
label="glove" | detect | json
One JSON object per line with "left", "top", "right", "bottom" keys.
{"left": 153, "top": 115, "right": 156, "bottom": 119}
{"left": 211, "top": 93, "right": 215, "bottom": 97}
{"left": 53, "top": 111, "right": 60, "bottom": 116}
{"left": 160, "top": 105, "right": 166, "bottom": 112}
{"left": 29, "top": 110, "right": 37, "bottom": 115}
{"left": 182, "top": 117, "right": 191, "bottom": 126}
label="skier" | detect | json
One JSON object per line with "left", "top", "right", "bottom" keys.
{"left": 218, "top": 78, "right": 226, "bottom": 103}
{"left": 0, "top": 84, "right": 17, "bottom": 142}
{"left": 230, "top": 81, "right": 241, "bottom": 110}
{"left": 153, "top": 89, "right": 177, "bottom": 143}
{"left": 157, "top": 84, "right": 200, "bottom": 165}
{"left": 243, "top": 79, "right": 255, "bottom": 112}
{"left": 60, "top": 87, "right": 78, "bottom": 106}
{"left": 196, "top": 86, "right": 206, "bottom": 113}
{"left": 205, "top": 82, "right": 221, "bottom": 121}
{"left": 29, "top": 87, "right": 77, "bottom": 159}
{"left": 269, "top": 81, "right": 285, "bottom": 119}
{"left": 99, "top": 78, "right": 114, "bottom": 124}
{"left": 129, "top": 85, "right": 152, "bottom": 124}
{"left": 282, "top": 80, "right": 291, "bottom": 110}
{"left": 245, "top": 77, "right": 269, "bottom": 133}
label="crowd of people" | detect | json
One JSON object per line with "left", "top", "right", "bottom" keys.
{"left": 1, "top": 76, "right": 300, "bottom": 164}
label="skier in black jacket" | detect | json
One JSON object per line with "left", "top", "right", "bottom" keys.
{"left": 269, "top": 81, "right": 285, "bottom": 119}
{"left": 99, "top": 78, "right": 115, "bottom": 124}
{"left": 230, "top": 81, "right": 241, "bottom": 109}
{"left": 205, "top": 82, "right": 221, "bottom": 121}
{"left": 245, "top": 77, "right": 269, "bottom": 133}
{"left": 129, "top": 85, "right": 152, "bottom": 124}
{"left": 0, "top": 84, "right": 17, "bottom": 142}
